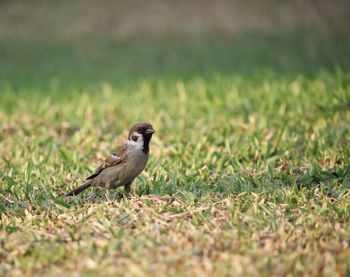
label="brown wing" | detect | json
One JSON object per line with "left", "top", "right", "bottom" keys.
{"left": 86, "top": 145, "right": 126, "bottom": 180}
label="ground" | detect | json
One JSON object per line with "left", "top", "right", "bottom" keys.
{"left": 1, "top": 1, "right": 350, "bottom": 276}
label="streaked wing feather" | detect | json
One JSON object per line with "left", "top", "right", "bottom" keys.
{"left": 86, "top": 146, "right": 126, "bottom": 180}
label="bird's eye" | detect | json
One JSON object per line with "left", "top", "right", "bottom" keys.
{"left": 132, "top": 135, "right": 138, "bottom": 142}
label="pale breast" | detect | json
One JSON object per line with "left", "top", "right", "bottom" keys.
{"left": 124, "top": 149, "right": 149, "bottom": 180}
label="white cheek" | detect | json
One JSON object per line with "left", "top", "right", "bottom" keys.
{"left": 126, "top": 132, "right": 144, "bottom": 149}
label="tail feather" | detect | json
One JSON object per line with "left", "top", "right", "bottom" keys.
{"left": 65, "top": 180, "right": 92, "bottom": 196}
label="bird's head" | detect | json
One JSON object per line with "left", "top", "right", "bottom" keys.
{"left": 127, "top": 123, "right": 155, "bottom": 152}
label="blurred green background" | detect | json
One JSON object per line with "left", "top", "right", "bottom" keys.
{"left": 0, "top": 0, "right": 349, "bottom": 89}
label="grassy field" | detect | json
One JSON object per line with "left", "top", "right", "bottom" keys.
{"left": 1, "top": 6, "right": 350, "bottom": 275}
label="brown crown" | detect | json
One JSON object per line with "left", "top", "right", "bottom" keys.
{"left": 128, "top": 123, "right": 155, "bottom": 139}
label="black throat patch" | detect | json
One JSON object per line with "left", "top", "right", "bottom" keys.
{"left": 142, "top": 134, "right": 152, "bottom": 153}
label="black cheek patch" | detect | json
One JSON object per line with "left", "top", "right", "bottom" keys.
{"left": 132, "top": 135, "right": 138, "bottom": 142}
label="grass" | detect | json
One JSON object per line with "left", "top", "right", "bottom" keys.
{"left": 1, "top": 31, "right": 350, "bottom": 276}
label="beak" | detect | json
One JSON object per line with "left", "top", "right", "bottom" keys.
{"left": 145, "top": 128, "right": 155, "bottom": 135}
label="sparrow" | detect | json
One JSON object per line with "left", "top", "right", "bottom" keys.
{"left": 65, "top": 123, "right": 155, "bottom": 196}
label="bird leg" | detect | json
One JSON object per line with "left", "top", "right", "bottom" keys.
{"left": 124, "top": 182, "right": 133, "bottom": 198}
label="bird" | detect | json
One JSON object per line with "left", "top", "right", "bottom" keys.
{"left": 65, "top": 123, "right": 155, "bottom": 196}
